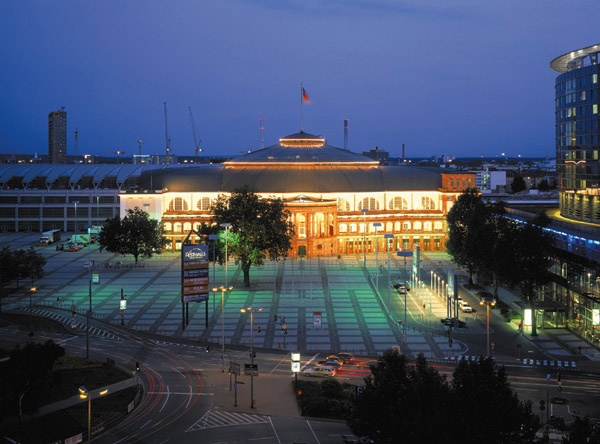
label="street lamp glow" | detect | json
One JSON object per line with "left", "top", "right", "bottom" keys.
{"left": 213, "top": 285, "right": 233, "bottom": 372}
{"left": 78, "top": 385, "right": 108, "bottom": 444}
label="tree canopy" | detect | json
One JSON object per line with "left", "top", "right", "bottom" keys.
{"left": 0, "top": 247, "right": 46, "bottom": 311}
{"left": 347, "top": 351, "right": 538, "bottom": 444}
{"left": 98, "top": 207, "right": 169, "bottom": 263}
{"left": 211, "top": 188, "right": 295, "bottom": 287}
{"left": 511, "top": 174, "right": 527, "bottom": 193}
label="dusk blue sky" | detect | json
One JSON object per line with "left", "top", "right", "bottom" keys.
{"left": 1, "top": 1, "right": 599, "bottom": 159}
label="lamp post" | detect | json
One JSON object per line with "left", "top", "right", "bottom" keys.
{"left": 374, "top": 222, "right": 382, "bottom": 290}
{"left": 384, "top": 233, "right": 394, "bottom": 314}
{"left": 213, "top": 285, "right": 232, "bottom": 372}
{"left": 208, "top": 234, "right": 219, "bottom": 314}
{"left": 86, "top": 225, "right": 93, "bottom": 359}
{"left": 361, "top": 209, "right": 368, "bottom": 269}
{"left": 480, "top": 297, "right": 496, "bottom": 356}
{"left": 241, "top": 305, "right": 262, "bottom": 408}
{"left": 29, "top": 286, "right": 36, "bottom": 334}
{"left": 221, "top": 223, "right": 231, "bottom": 288}
{"left": 79, "top": 386, "right": 108, "bottom": 444}
{"left": 73, "top": 201, "right": 79, "bottom": 236}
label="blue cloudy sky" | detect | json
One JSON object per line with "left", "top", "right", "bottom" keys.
{"left": 1, "top": 0, "right": 599, "bottom": 159}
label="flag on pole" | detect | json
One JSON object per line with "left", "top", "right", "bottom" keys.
{"left": 302, "top": 87, "right": 310, "bottom": 103}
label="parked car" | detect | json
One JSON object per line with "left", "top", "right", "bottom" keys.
{"left": 460, "top": 303, "right": 473, "bottom": 313}
{"left": 302, "top": 366, "right": 336, "bottom": 377}
{"left": 440, "top": 318, "right": 467, "bottom": 328}
{"left": 336, "top": 352, "right": 354, "bottom": 363}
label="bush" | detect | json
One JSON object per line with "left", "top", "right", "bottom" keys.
{"left": 294, "top": 379, "right": 353, "bottom": 418}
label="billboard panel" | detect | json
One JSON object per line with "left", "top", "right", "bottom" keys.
{"left": 181, "top": 244, "right": 209, "bottom": 303}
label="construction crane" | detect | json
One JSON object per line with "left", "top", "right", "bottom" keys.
{"left": 188, "top": 106, "right": 203, "bottom": 162}
{"left": 164, "top": 102, "right": 171, "bottom": 164}
{"left": 102, "top": 149, "right": 125, "bottom": 163}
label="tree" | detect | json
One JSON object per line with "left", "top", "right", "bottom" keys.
{"left": 211, "top": 188, "right": 294, "bottom": 287}
{"left": 348, "top": 352, "right": 539, "bottom": 444}
{"left": 0, "top": 340, "right": 65, "bottom": 428}
{"left": 511, "top": 174, "right": 527, "bottom": 193}
{"left": 98, "top": 207, "right": 169, "bottom": 263}
{"left": 537, "top": 179, "right": 550, "bottom": 192}
{"left": 504, "top": 223, "right": 553, "bottom": 336}
{"left": 19, "top": 247, "right": 46, "bottom": 287}
{"left": 446, "top": 188, "right": 490, "bottom": 285}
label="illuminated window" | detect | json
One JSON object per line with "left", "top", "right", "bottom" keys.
{"left": 403, "top": 222, "right": 411, "bottom": 231}
{"left": 168, "top": 197, "right": 189, "bottom": 211}
{"left": 389, "top": 197, "right": 408, "bottom": 210}
{"left": 594, "top": 104, "right": 598, "bottom": 115}
{"left": 349, "top": 223, "right": 357, "bottom": 233}
{"left": 359, "top": 223, "right": 365, "bottom": 233}
{"left": 196, "top": 197, "right": 212, "bottom": 211}
{"left": 174, "top": 223, "right": 182, "bottom": 233}
{"left": 424, "top": 222, "right": 432, "bottom": 232}
{"left": 339, "top": 224, "right": 347, "bottom": 233}
{"left": 434, "top": 221, "right": 443, "bottom": 231}
{"left": 594, "top": 74, "right": 598, "bottom": 84}
{"left": 338, "top": 198, "right": 351, "bottom": 211}
{"left": 358, "top": 197, "right": 380, "bottom": 211}
{"left": 183, "top": 222, "right": 192, "bottom": 232}
{"left": 394, "top": 222, "right": 401, "bottom": 232}
{"left": 386, "top": 222, "right": 393, "bottom": 232}
{"left": 368, "top": 223, "right": 376, "bottom": 233}
{"left": 193, "top": 223, "right": 201, "bottom": 231}
{"left": 413, "top": 221, "right": 422, "bottom": 231}
{"left": 421, "top": 196, "right": 436, "bottom": 210}
{"left": 163, "top": 222, "right": 172, "bottom": 232}
{"left": 298, "top": 214, "right": 306, "bottom": 238}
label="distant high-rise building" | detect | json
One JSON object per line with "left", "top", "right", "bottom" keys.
{"left": 551, "top": 45, "right": 600, "bottom": 224}
{"left": 48, "top": 107, "right": 67, "bottom": 164}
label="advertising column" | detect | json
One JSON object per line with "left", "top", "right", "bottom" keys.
{"left": 181, "top": 244, "right": 209, "bottom": 329}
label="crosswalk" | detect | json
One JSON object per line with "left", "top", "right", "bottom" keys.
{"left": 19, "top": 307, "right": 121, "bottom": 341}
{"left": 444, "top": 355, "right": 578, "bottom": 370}
{"left": 186, "top": 409, "right": 270, "bottom": 432}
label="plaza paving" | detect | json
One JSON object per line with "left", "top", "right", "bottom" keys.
{"left": 1, "top": 232, "right": 466, "bottom": 357}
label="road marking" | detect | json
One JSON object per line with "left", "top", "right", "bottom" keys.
{"left": 306, "top": 420, "right": 320, "bottom": 444}
{"left": 270, "top": 352, "right": 291, "bottom": 374}
{"left": 172, "top": 366, "right": 185, "bottom": 378}
{"left": 300, "top": 354, "right": 319, "bottom": 371}
{"left": 140, "top": 419, "right": 152, "bottom": 429}
{"left": 148, "top": 391, "right": 213, "bottom": 395}
{"left": 159, "top": 385, "right": 169, "bottom": 413}
{"left": 268, "top": 416, "right": 282, "bottom": 444}
{"left": 56, "top": 336, "right": 79, "bottom": 345}
{"left": 185, "top": 386, "right": 193, "bottom": 409}
{"left": 248, "top": 438, "right": 275, "bottom": 441}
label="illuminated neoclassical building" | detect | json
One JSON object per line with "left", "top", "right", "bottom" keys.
{"left": 121, "top": 131, "right": 476, "bottom": 257}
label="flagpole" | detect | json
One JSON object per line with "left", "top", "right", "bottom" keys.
{"left": 300, "top": 81, "right": 303, "bottom": 132}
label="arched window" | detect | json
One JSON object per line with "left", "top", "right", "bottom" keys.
{"left": 358, "top": 197, "right": 380, "bottom": 211}
{"left": 174, "top": 223, "right": 183, "bottom": 233}
{"left": 434, "top": 221, "right": 443, "bottom": 231}
{"left": 386, "top": 222, "right": 393, "bottom": 232}
{"left": 298, "top": 214, "right": 306, "bottom": 238}
{"left": 368, "top": 223, "right": 375, "bottom": 233}
{"left": 359, "top": 223, "right": 366, "bottom": 233}
{"left": 168, "top": 197, "right": 189, "bottom": 211}
{"left": 338, "top": 198, "right": 351, "bottom": 212}
{"left": 394, "top": 222, "right": 401, "bottom": 232}
{"left": 421, "top": 196, "right": 435, "bottom": 210}
{"left": 389, "top": 197, "right": 408, "bottom": 210}
{"left": 403, "top": 222, "right": 411, "bottom": 231}
{"left": 196, "top": 197, "right": 212, "bottom": 211}
{"left": 413, "top": 221, "right": 422, "bottom": 231}
{"left": 163, "top": 222, "right": 172, "bottom": 232}
{"left": 350, "top": 224, "right": 357, "bottom": 233}
{"left": 339, "top": 224, "right": 347, "bottom": 233}
{"left": 183, "top": 222, "right": 192, "bottom": 232}
{"left": 193, "top": 222, "right": 201, "bottom": 231}
{"left": 424, "top": 222, "right": 432, "bottom": 232}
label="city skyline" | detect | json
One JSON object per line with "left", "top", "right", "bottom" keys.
{"left": 1, "top": 1, "right": 599, "bottom": 159}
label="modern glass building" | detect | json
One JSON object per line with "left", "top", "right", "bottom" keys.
{"left": 551, "top": 44, "right": 600, "bottom": 224}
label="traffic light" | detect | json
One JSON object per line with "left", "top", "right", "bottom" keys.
{"left": 297, "top": 390, "right": 302, "bottom": 396}
{"left": 135, "top": 362, "right": 140, "bottom": 372}
{"left": 285, "top": 328, "right": 288, "bottom": 334}
{"left": 206, "top": 345, "right": 210, "bottom": 352}
{"left": 253, "top": 352, "right": 256, "bottom": 358}
{"left": 274, "top": 315, "right": 278, "bottom": 321}
{"left": 258, "top": 326, "right": 262, "bottom": 333}
{"left": 539, "top": 400, "right": 545, "bottom": 411}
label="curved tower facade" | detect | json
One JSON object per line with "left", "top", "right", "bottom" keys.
{"left": 551, "top": 45, "right": 600, "bottom": 224}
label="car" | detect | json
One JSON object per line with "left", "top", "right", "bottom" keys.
{"left": 302, "top": 366, "right": 336, "bottom": 377}
{"left": 317, "top": 360, "right": 342, "bottom": 370}
{"left": 460, "top": 303, "right": 472, "bottom": 313}
{"left": 65, "top": 244, "right": 83, "bottom": 252}
{"left": 440, "top": 318, "right": 467, "bottom": 328}
{"left": 336, "top": 352, "right": 354, "bottom": 363}
{"left": 325, "top": 355, "right": 343, "bottom": 364}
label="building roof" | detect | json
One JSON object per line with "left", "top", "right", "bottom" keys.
{"left": 550, "top": 44, "right": 600, "bottom": 73}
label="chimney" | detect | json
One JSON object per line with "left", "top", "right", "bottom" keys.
{"left": 402, "top": 143, "right": 405, "bottom": 163}
{"left": 259, "top": 118, "right": 265, "bottom": 149}
{"left": 344, "top": 119, "right": 349, "bottom": 150}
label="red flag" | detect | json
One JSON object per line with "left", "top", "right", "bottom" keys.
{"left": 302, "top": 87, "right": 310, "bottom": 103}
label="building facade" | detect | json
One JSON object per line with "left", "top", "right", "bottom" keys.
{"left": 48, "top": 107, "right": 67, "bottom": 164}
{"left": 121, "top": 131, "right": 476, "bottom": 257}
{"left": 551, "top": 45, "right": 600, "bottom": 224}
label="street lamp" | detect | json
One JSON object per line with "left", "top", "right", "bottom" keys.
{"left": 29, "top": 286, "right": 37, "bottom": 334}
{"left": 480, "top": 297, "right": 496, "bottom": 356}
{"left": 361, "top": 209, "right": 368, "bottom": 269}
{"left": 374, "top": 222, "right": 382, "bottom": 289}
{"left": 213, "top": 285, "right": 232, "bottom": 372}
{"left": 79, "top": 385, "right": 108, "bottom": 444}
{"left": 384, "top": 233, "right": 394, "bottom": 314}
{"left": 208, "top": 234, "right": 219, "bottom": 314}
{"left": 73, "top": 201, "right": 79, "bottom": 235}
{"left": 221, "top": 223, "right": 231, "bottom": 288}
{"left": 240, "top": 305, "right": 262, "bottom": 408}
{"left": 86, "top": 225, "right": 94, "bottom": 359}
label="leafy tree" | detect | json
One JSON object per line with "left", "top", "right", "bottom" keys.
{"left": 19, "top": 247, "right": 46, "bottom": 287}
{"left": 211, "top": 188, "right": 294, "bottom": 287}
{"left": 446, "top": 188, "right": 490, "bottom": 285}
{"left": 504, "top": 223, "right": 553, "bottom": 336}
{"left": 348, "top": 352, "right": 539, "bottom": 444}
{"left": 98, "top": 207, "right": 169, "bottom": 263}
{"left": 511, "top": 174, "right": 527, "bottom": 193}
{"left": 0, "top": 340, "right": 65, "bottom": 427}
{"left": 537, "top": 179, "right": 550, "bottom": 192}
{"left": 563, "top": 416, "right": 600, "bottom": 444}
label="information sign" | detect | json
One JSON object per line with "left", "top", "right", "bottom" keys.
{"left": 244, "top": 363, "right": 259, "bottom": 376}
{"left": 313, "top": 312, "right": 322, "bottom": 328}
{"left": 181, "top": 244, "right": 209, "bottom": 303}
{"left": 230, "top": 361, "right": 240, "bottom": 375}
{"left": 92, "top": 271, "right": 99, "bottom": 283}
{"left": 120, "top": 299, "right": 126, "bottom": 310}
